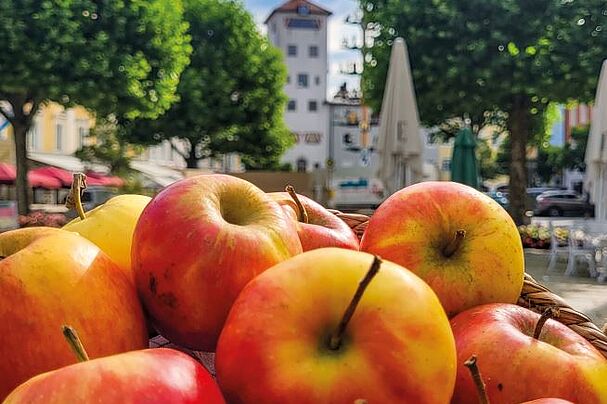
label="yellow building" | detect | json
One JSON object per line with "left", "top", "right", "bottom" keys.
{"left": 0, "top": 102, "right": 94, "bottom": 164}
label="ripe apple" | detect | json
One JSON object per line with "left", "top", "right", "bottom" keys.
{"left": 268, "top": 187, "right": 359, "bottom": 251}
{"left": 216, "top": 248, "right": 456, "bottom": 403}
{"left": 133, "top": 174, "right": 303, "bottom": 351}
{"left": 360, "top": 181, "right": 524, "bottom": 317}
{"left": 4, "top": 347, "right": 225, "bottom": 403}
{"left": 63, "top": 194, "right": 151, "bottom": 283}
{"left": 0, "top": 227, "right": 147, "bottom": 400}
{"left": 450, "top": 303, "right": 607, "bottom": 403}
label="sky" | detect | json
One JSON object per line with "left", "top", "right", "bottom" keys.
{"left": 243, "top": 0, "right": 362, "bottom": 98}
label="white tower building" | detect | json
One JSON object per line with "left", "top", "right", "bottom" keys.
{"left": 265, "top": 0, "right": 332, "bottom": 172}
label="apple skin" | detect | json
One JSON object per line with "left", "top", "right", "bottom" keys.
{"left": 216, "top": 248, "right": 456, "bottom": 403}
{"left": 0, "top": 227, "right": 147, "bottom": 400}
{"left": 522, "top": 400, "right": 574, "bottom": 404}
{"left": 268, "top": 191, "right": 359, "bottom": 251}
{"left": 133, "top": 174, "right": 303, "bottom": 351}
{"left": 360, "top": 181, "right": 524, "bottom": 317}
{"left": 63, "top": 194, "right": 151, "bottom": 283}
{"left": 4, "top": 348, "right": 225, "bottom": 404}
{"left": 450, "top": 303, "right": 607, "bottom": 403}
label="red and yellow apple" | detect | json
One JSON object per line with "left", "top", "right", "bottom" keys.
{"left": 4, "top": 348, "right": 225, "bottom": 403}
{"left": 133, "top": 174, "right": 303, "bottom": 351}
{"left": 0, "top": 228, "right": 147, "bottom": 400}
{"left": 216, "top": 248, "right": 456, "bottom": 403}
{"left": 451, "top": 303, "right": 607, "bottom": 403}
{"left": 269, "top": 189, "right": 359, "bottom": 251}
{"left": 63, "top": 194, "right": 151, "bottom": 283}
{"left": 361, "top": 181, "right": 524, "bottom": 317}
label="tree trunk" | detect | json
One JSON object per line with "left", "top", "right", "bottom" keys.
{"left": 185, "top": 150, "right": 199, "bottom": 169}
{"left": 507, "top": 96, "right": 531, "bottom": 225}
{"left": 13, "top": 120, "right": 30, "bottom": 215}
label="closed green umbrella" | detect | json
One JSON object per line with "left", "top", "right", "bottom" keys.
{"left": 450, "top": 127, "right": 479, "bottom": 188}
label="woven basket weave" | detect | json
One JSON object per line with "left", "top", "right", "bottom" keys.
{"left": 333, "top": 210, "right": 607, "bottom": 359}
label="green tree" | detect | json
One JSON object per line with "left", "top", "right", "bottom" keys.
{"left": 563, "top": 124, "right": 590, "bottom": 171}
{"left": 123, "top": 0, "right": 292, "bottom": 169}
{"left": 0, "top": 0, "right": 191, "bottom": 214}
{"left": 360, "top": 0, "right": 607, "bottom": 223}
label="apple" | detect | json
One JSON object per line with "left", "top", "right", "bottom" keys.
{"left": 0, "top": 227, "right": 147, "bottom": 400}
{"left": 63, "top": 194, "right": 151, "bottom": 283}
{"left": 132, "top": 174, "right": 303, "bottom": 351}
{"left": 216, "top": 248, "right": 456, "bottom": 403}
{"left": 268, "top": 186, "right": 359, "bottom": 251}
{"left": 450, "top": 303, "right": 607, "bottom": 403}
{"left": 360, "top": 181, "right": 524, "bottom": 317}
{"left": 4, "top": 345, "right": 225, "bottom": 403}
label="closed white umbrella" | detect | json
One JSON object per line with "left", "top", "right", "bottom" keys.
{"left": 585, "top": 60, "right": 607, "bottom": 220}
{"left": 376, "top": 37, "right": 423, "bottom": 196}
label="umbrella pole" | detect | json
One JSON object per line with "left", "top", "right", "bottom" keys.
{"left": 598, "top": 166, "right": 604, "bottom": 220}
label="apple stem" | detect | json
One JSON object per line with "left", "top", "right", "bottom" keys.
{"left": 285, "top": 184, "right": 309, "bottom": 224}
{"left": 62, "top": 325, "right": 90, "bottom": 362}
{"left": 533, "top": 307, "right": 559, "bottom": 340}
{"left": 328, "top": 256, "right": 382, "bottom": 351}
{"left": 464, "top": 355, "right": 490, "bottom": 404}
{"left": 65, "top": 173, "right": 87, "bottom": 220}
{"left": 442, "top": 229, "right": 466, "bottom": 257}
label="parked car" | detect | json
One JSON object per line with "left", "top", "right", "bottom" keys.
{"left": 526, "top": 187, "right": 562, "bottom": 211}
{"left": 533, "top": 190, "right": 593, "bottom": 217}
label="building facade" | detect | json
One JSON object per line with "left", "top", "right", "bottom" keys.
{"left": 266, "top": 0, "right": 331, "bottom": 172}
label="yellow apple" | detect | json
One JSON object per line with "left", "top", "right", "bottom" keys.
{"left": 63, "top": 194, "right": 151, "bottom": 282}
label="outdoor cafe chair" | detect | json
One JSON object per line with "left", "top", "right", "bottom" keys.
{"left": 565, "top": 225, "right": 598, "bottom": 278}
{"left": 547, "top": 220, "right": 576, "bottom": 273}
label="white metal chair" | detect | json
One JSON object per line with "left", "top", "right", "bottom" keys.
{"left": 565, "top": 225, "right": 598, "bottom": 277}
{"left": 547, "top": 220, "right": 576, "bottom": 273}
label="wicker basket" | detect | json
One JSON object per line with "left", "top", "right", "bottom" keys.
{"left": 332, "top": 210, "right": 607, "bottom": 359}
{"left": 150, "top": 210, "right": 607, "bottom": 374}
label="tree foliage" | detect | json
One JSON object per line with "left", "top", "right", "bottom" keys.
{"left": 0, "top": 0, "right": 191, "bottom": 213}
{"left": 75, "top": 117, "right": 140, "bottom": 177}
{"left": 360, "top": 0, "right": 607, "bottom": 222}
{"left": 122, "top": 0, "right": 292, "bottom": 169}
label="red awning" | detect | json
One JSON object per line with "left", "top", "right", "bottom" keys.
{"left": 29, "top": 171, "right": 62, "bottom": 189}
{"left": 86, "top": 171, "right": 125, "bottom": 187}
{"left": 0, "top": 163, "right": 16, "bottom": 184}
{"left": 30, "top": 167, "right": 74, "bottom": 187}
{"left": 0, "top": 163, "right": 62, "bottom": 189}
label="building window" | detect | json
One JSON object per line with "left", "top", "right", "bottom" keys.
{"left": 288, "top": 45, "right": 297, "bottom": 57}
{"left": 286, "top": 75, "right": 290, "bottom": 84}
{"left": 287, "top": 100, "right": 296, "bottom": 111}
{"left": 55, "top": 124, "right": 63, "bottom": 151}
{"left": 315, "top": 76, "right": 321, "bottom": 85}
{"left": 441, "top": 159, "right": 451, "bottom": 171}
{"left": 297, "top": 5, "right": 310, "bottom": 15}
{"left": 343, "top": 133, "right": 353, "bottom": 145}
{"left": 271, "top": 23, "right": 277, "bottom": 33}
{"left": 27, "top": 125, "right": 39, "bottom": 151}
{"left": 308, "top": 100, "right": 318, "bottom": 112}
{"left": 78, "top": 126, "right": 88, "bottom": 148}
{"left": 297, "top": 73, "right": 308, "bottom": 88}
{"left": 309, "top": 45, "right": 319, "bottom": 57}
{"left": 296, "top": 158, "right": 308, "bottom": 172}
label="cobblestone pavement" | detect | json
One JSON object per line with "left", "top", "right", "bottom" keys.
{"left": 525, "top": 249, "right": 607, "bottom": 328}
